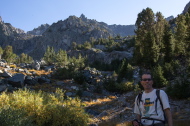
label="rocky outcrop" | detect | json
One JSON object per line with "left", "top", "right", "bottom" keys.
{"left": 27, "top": 24, "right": 50, "bottom": 35}
{"left": 67, "top": 48, "right": 133, "bottom": 64}
{"left": 165, "top": 16, "right": 174, "bottom": 21}
{"left": 0, "top": 16, "right": 35, "bottom": 54}
{"left": 183, "top": 1, "right": 190, "bottom": 14}
{"left": 0, "top": 17, "right": 25, "bottom": 35}
{"left": 108, "top": 24, "right": 135, "bottom": 36}
{"left": 27, "top": 15, "right": 115, "bottom": 59}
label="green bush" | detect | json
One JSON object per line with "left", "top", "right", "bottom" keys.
{"left": 117, "top": 60, "right": 133, "bottom": 83}
{"left": 0, "top": 88, "right": 89, "bottom": 126}
{"left": 166, "top": 79, "right": 190, "bottom": 99}
{"left": 52, "top": 67, "right": 74, "bottom": 79}
{"left": 116, "top": 81, "right": 134, "bottom": 93}
{"left": 134, "top": 84, "right": 142, "bottom": 95}
{"left": 0, "top": 108, "right": 34, "bottom": 126}
{"left": 103, "top": 78, "right": 118, "bottom": 92}
{"left": 103, "top": 78, "right": 134, "bottom": 93}
{"left": 73, "top": 71, "right": 86, "bottom": 85}
{"left": 166, "top": 66, "right": 190, "bottom": 99}
{"left": 89, "top": 59, "right": 122, "bottom": 71}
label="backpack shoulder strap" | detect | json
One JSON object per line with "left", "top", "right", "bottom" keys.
{"left": 136, "top": 91, "right": 143, "bottom": 116}
{"left": 155, "top": 89, "right": 167, "bottom": 124}
{"left": 137, "top": 91, "right": 143, "bottom": 105}
{"left": 156, "top": 89, "right": 164, "bottom": 109}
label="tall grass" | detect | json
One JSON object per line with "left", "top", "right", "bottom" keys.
{"left": 0, "top": 88, "right": 89, "bottom": 126}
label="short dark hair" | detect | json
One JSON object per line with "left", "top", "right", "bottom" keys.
{"left": 141, "top": 71, "right": 153, "bottom": 79}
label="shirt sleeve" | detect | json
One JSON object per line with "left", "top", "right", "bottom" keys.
{"left": 160, "top": 90, "right": 170, "bottom": 110}
{"left": 134, "top": 96, "right": 140, "bottom": 115}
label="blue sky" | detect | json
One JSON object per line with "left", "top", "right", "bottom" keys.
{"left": 0, "top": 0, "right": 189, "bottom": 32}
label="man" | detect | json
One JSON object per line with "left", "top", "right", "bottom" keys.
{"left": 132, "top": 72, "right": 173, "bottom": 126}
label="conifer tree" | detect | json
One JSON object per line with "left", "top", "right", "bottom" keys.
{"left": 56, "top": 49, "right": 68, "bottom": 67}
{"left": 71, "top": 42, "right": 77, "bottom": 50}
{"left": 152, "top": 65, "right": 168, "bottom": 88}
{"left": 174, "top": 14, "right": 187, "bottom": 56}
{"left": 117, "top": 58, "right": 128, "bottom": 82}
{"left": 134, "top": 8, "right": 156, "bottom": 68}
{"left": 117, "top": 59, "right": 133, "bottom": 82}
{"left": 154, "top": 12, "right": 168, "bottom": 64}
{"left": 134, "top": 8, "right": 167, "bottom": 68}
{"left": 0, "top": 46, "right": 3, "bottom": 59}
{"left": 163, "top": 24, "right": 175, "bottom": 63}
{"left": 43, "top": 46, "right": 56, "bottom": 65}
{"left": 184, "top": 12, "right": 190, "bottom": 56}
{"left": 17, "top": 53, "right": 33, "bottom": 64}
{"left": 2, "top": 45, "right": 17, "bottom": 63}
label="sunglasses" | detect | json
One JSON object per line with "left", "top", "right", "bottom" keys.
{"left": 141, "top": 78, "right": 152, "bottom": 81}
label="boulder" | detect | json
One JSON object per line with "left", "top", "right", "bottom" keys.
{"left": 8, "top": 73, "right": 25, "bottom": 87}
{"left": 0, "top": 84, "right": 7, "bottom": 92}
{"left": 24, "top": 76, "right": 38, "bottom": 85}
{"left": 1, "top": 71, "right": 12, "bottom": 78}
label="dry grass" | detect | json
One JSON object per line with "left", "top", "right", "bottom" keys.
{"left": 0, "top": 66, "right": 52, "bottom": 76}
{"left": 84, "top": 96, "right": 116, "bottom": 106}
{"left": 28, "top": 69, "right": 52, "bottom": 76}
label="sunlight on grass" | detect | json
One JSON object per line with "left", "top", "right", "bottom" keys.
{"left": 84, "top": 96, "right": 117, "bottom": 106}
{"left": 28, "top": 69, "right": 52, "bottom": 76}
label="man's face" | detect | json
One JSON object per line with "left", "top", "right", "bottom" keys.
{"left": 141, "top": 74, "right": 153, "bottom": 90}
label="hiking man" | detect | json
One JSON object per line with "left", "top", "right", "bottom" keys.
{"left": 132, "top": 72, "right": 173, "bottom": 126}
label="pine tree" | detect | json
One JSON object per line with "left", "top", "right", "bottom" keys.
{"left": 154, "top": 12, "right": 168, "bottom": 64}
{"left": 0, "top": 46, "right": 3, "bottom": 59}
{"left": 2, "top": 45, "right": 17, "bottom": 63}
{"left": 152, "top": 65, "right": 168, "bottom": 88}
{"left": 184, "top": 12, "right": 190, "bottom": 56}
{"left": 16, "top": 53, "right": 33, "bottom": 64}
{"left": 117, "top": 58, "right": 128, "bottom": 82}
{"left": 174, "top": 14, "right": 187, "bottom": 57}
{"left": 163, "top": 24, "right": 175, "bottom": 63}
{"left": 43, "top": 46, "right": 56, "bottom": 65}
{"left": 134, "top": 8, "right": 167, "bottom": 68}
{"left": 56, "top": 49, "right": 68, "bottom": 67}
{"left": 117, "top": 59, "right": 133, "bottom": 82}
{"left": 134, "top": 8, "right": 156, "bottom": 68}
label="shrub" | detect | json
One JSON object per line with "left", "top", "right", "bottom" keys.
{"left": 0, "top": 108, "right": 34, "bottom": 126}
{"left": 0, "top": 88, "right": 89, "bottom": 126}
{"left": 166, "top": 79, "right": 190, "bottom": 99}
{"left": 117, "top": 60, "right": 133, "bottom": 83}
{"left": 52, "top": 67, "right": 74, "bottom": 79}
{"left": 103, "top": 78, "right": 117, "bottom": 92}
{"left": 166, "top": 66, "right": 190, "bottom": 99}
{"left": 73, "top": 71, "right": 86, "bottom": 85}
{"left": 134, "top": 84, "right": 142, "bottom": 95}
{"left": 116, "top": 81, "right": 134, "bottom": 93}
{"left": 103, "top": 78, "right": 134, "bottom": 93}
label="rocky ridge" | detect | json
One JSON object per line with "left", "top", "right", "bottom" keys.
{"left": 0, "top": 14, "right": 136, "bottom": 60}
{"left": 27, "top": 24, "right": 50, "bottom": 35}
{"left": 183, "top": 1, "right": 190, "bottom": 14}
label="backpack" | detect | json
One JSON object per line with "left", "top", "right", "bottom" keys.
{"left": 136, "top": 89, "right": 167, "bottom": 124}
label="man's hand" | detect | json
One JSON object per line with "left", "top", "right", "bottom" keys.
{"left": 132, "top": 119, "right": 140, "bottom": 126}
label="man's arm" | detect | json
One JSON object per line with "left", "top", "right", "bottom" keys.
{"left": 132, "top": 114, "right": 141, "bottom": 126}
{"left": 136, "top": 114, "right": 141, "bottom": 121}
{"left": 164, "top": 108, "right": 173, "bottom": 126}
